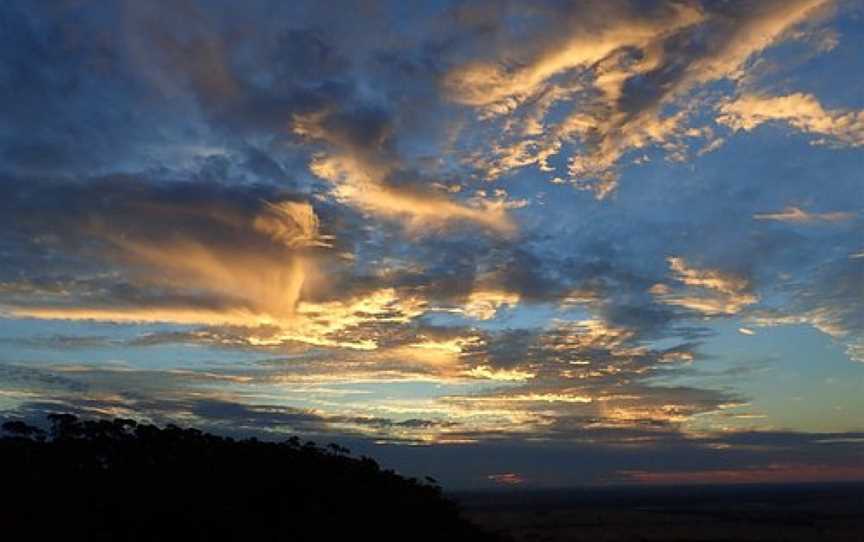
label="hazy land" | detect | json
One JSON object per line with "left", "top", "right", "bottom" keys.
{"left": 456, "top": 483, "right": 864, "bottom": 541}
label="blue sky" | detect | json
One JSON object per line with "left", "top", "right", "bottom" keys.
{"left": 1, "top": 0, "right": 862, "bottom": 489}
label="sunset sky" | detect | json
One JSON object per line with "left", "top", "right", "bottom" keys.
{"left": 1, "top": 0, "right": 862, "bottom": 489}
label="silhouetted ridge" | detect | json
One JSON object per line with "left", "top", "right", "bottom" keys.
{"left": 0, "top": 415, "right": 502, "bottom": 541}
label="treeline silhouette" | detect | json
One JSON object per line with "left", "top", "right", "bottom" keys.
{"left": 0, "top": 414, "right": 502, "bottom": 541}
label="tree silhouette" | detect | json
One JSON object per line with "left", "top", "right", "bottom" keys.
{"left": 0, "top": 414, "right": 504, "bottom": 541}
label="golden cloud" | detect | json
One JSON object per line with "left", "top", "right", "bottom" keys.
{"left": 3, "top": 198, "right": 436, "bottom": 350}
{"left": 294, "top": 111, "right": 517, "bottom": 235}
{"left": 461, "top": 289, "right": 520, "bottom": 320}
{"left": 448, "top": 0, "right": 833, "bottom": 197}
{"left": 443, "top": 2, "right": 703, "bottom": 112}
{"left": 308, "top": 153, "right": 515, "bottom": 235}
{"left": 654, "top": 257, "right": 758, "bottom": 316}
{"left": 718, "top": 92, "right": 864, "bottom": 147}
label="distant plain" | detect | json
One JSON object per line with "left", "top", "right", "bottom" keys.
{"left": 456, "top": 482, "right": 864, "bottom": 541}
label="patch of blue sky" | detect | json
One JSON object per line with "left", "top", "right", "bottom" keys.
{"left": 653, "top": 317, "right": 864, "bottom": 432}
{"left": 0, "top": 319, "right": 268, "bottom": 370}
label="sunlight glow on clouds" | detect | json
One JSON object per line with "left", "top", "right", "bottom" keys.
{"left": 448, "top": 0, "right": 834, "bottom": 197}
{"left": 718, "top": 93, "right": 864, "bottom": 147}
{"left": 294, "top": 111, "right": 517, "bottom": 235}
{"left": 652, "top": 257, "right": 758, "bottom": 316}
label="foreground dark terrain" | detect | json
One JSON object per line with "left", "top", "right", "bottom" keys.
{"left": 457, "top": 483, "right": 864, "bottom": 542}
{"left": 4, "top": 415, "right": 861, "bottom": 542}
{"left": 0, "top": 415, "right": 500, "bottom": 541}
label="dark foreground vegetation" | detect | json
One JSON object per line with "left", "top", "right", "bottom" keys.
{"left": 0, "top": 415, "right": 501, "bottom": 541}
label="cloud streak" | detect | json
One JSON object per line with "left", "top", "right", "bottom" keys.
{"left": 652, "top": 257, "right": 758, "bottom": 316}
{"left": 754, "top": 206, "right": 856, "bottom": 223}
{"left": 718, "top": 93, "right": 864, "bottom": 147}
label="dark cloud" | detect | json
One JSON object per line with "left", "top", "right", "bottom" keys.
{"left": 0, "top": 363, "right": 88, "bottom": 393}
{"left": 0, "top": 335, "right": 120, "bottom": 350}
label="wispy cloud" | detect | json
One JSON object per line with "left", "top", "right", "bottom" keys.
{"left": 652, "top": 257, "right": 758, "bottom": 316}
{"left": 718, "top": 93, "right": 864, "bottom": 147}
{"left": 754, "top": 206, "right": 856, "bottom": 223}
{"left": 445, "top": 0, "right": 834, "bottom": 196}
{"left": 292, "top": 107, "right": 517, "bottom": 236}
{"left": 748, "top": 255, "right": 863, "bottom": 362}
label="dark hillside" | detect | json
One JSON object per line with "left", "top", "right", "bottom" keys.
{"left": 0, "top": 415, "right": 501, "bottom": 541}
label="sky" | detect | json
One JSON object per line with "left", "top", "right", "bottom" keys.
{"left": 0, "top": 0, "right": 862, "bottom": 490}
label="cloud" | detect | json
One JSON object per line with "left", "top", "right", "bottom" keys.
{"left": 307, "top": 152, "right": 515, "bottom": 235}
{"left": 15, "top": 310, "right": 721, "bottom": 446}
{"left": 121, "top": 0, "right": 537, "bottom": 209}
{"left": 444, "top": 0, "right": 834, "bottom": 196}
{"left": 616, "top": 463, "right": 864, "bottom": 485}
{"left": 0, "top": 364, "right": 88, "bottom": 394}
{"left": 487, "top": 472, "right": 525, "bottom": 485}
{"left": 748, "top": 255, "right": 863, "bottom": 362}
{"left": 0, "top": 176, "right": 541, "bottom": 359}
{"left": 652, "top": 257, "right": 758, "bottom": 316}
{"left": 253, "top": 201, "right": 334, "bottom": 248}
{"left": 462, "top": 365, "right": 535, "bottom": 382}
{"left": 294, "top": 110, "right": 517, "bottom": 235}
{"left": 754, "top": 206, "right": 856, "bottom": 223}
{"left": 460, "top": 289, "right": 520, "bottom": 320}
{"left": 411, "top": 316, "right": 735, "bottom": 442}
{"left": 0, "top": 178, "right": 438, "bottom": 350}
{"left": 12, "top": 288, "right": 428, "bottom": 352}
{"left": 718, "top": 92, "right": 864, "bottom": 146}
{"left": 5, "top": 191, "right": 324, "bottom": 325}
{"left": 442, "top": 2, "right": 704, "bottom": 110}
{"left": 0, "top": 363, "right": 460, "bottom": 441}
